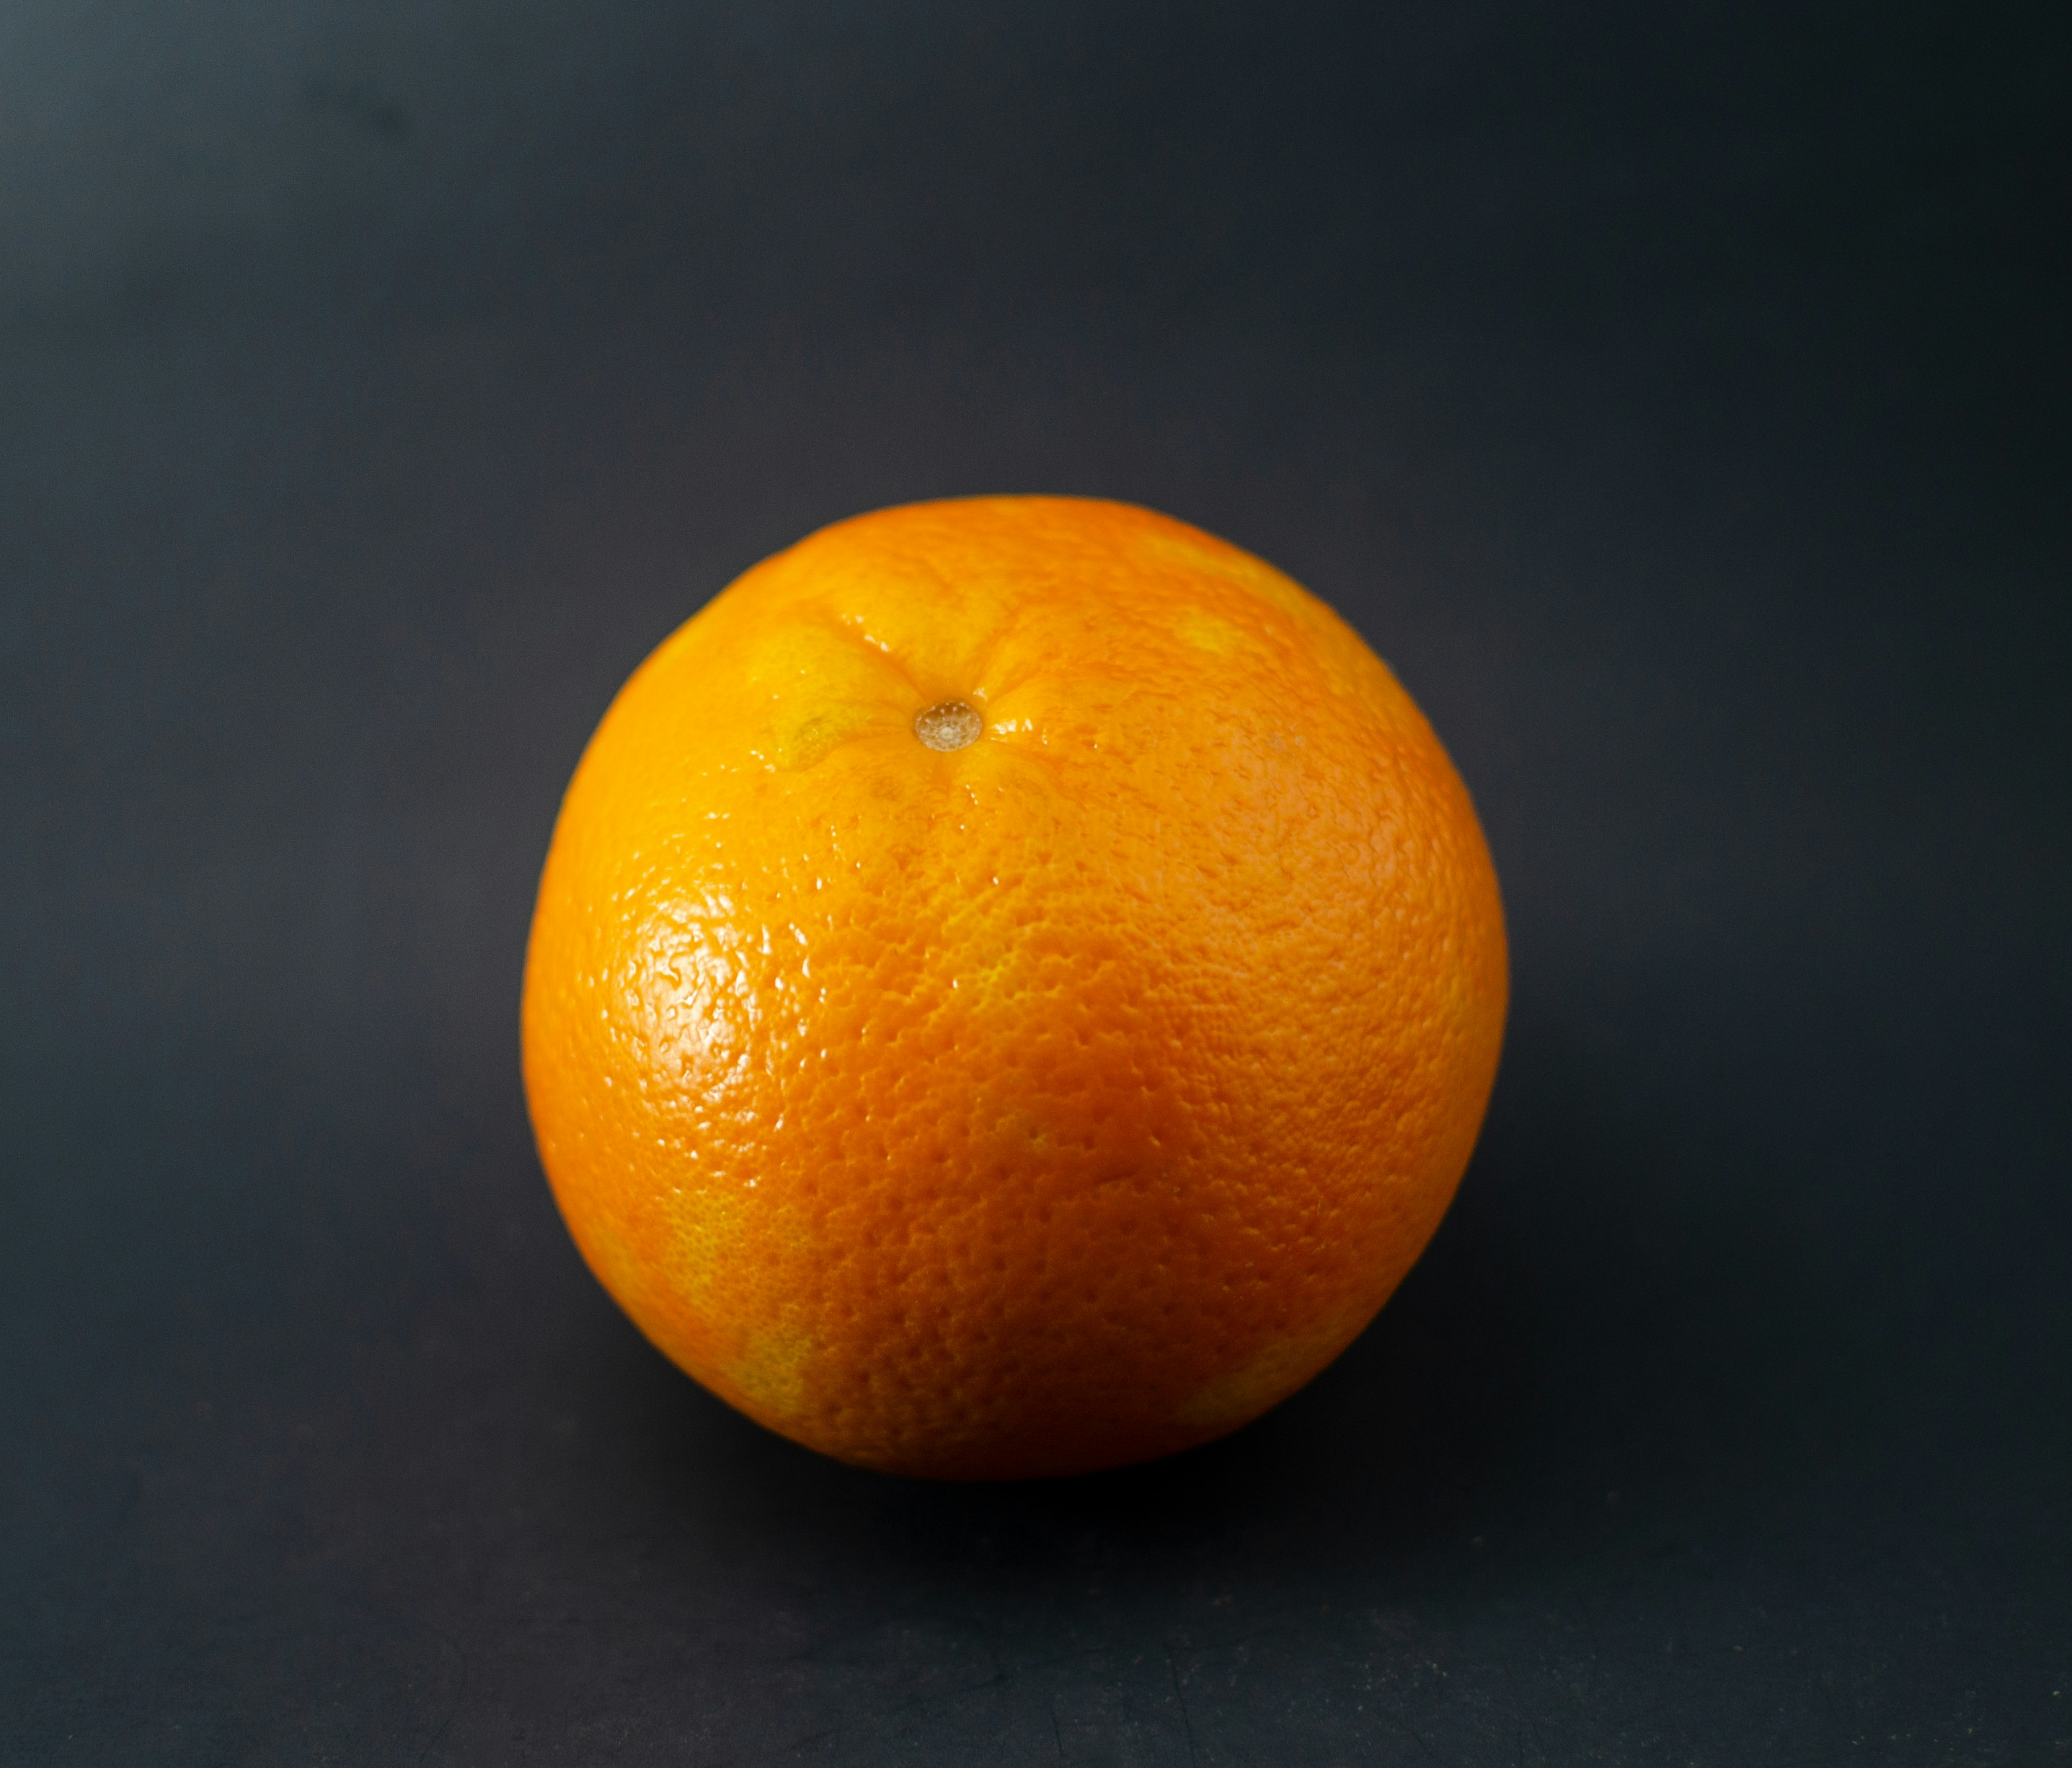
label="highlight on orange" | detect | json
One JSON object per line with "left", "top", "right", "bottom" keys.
{"left": 521, "top": 496, "right": 1507, "bottom": 1479}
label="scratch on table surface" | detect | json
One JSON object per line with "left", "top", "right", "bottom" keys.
{"left": 1168, "top": 1650, "right": 1200, "bottom": 1765}
{"left": 1382, "top": 1708, "right": 1446, "bottom": 1767}
{"left": 415, "top": 1632, "right": 466, "bottom": 1766}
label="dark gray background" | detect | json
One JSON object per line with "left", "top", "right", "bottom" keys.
{"left": 3, "top": 3, "right": 2067, "bottom": 1761}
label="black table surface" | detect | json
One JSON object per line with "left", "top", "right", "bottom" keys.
{"left": 5, "top": 5, "right": 2067, "bottom": 1762}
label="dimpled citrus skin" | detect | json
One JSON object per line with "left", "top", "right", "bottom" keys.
{"left": 521, "top": 496, "right": 1507, "bottom": 1480}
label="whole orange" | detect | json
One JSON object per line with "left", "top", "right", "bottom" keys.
{"left": 521, "top": 496, "right": 1506, "bottom": 1480}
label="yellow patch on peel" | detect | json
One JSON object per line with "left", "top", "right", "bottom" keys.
{"left": 1175, "top": 1315, "right": 1363, "bottom": 1433}
{"left": 1177, "top": 608, "right": 1245, "bottom": 657}
{"left": 723, "top": 620, "right": 908, "bottom": 772}
{"left": 777, "top": 702, "right": 887, "bottom": 771}
{"left": 1139, "top": 532, "right": 1313, "bottom": 623}
{"left": 657, "top": 1177, "right": 749, "bottom": 1314}
{"left": 725, "top": 1323, "right": 817, "bottom": 1425}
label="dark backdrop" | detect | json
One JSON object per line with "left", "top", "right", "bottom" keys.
{"left": 4, "top": 4, "right": 2067, "bottom": 1762}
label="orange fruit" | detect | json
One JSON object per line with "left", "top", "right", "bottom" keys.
{"left": 521, "top": 496, "right": 1506, "bottom": 1480}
